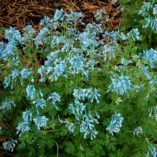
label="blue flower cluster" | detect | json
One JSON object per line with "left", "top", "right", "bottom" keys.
{"left": 33, "top": 115, "right": 48, "bottom": 130}
{"left": 2, "top": 138, "right": 17, "bottom": 152}
{"left": 146, "top": 144, "right": 157, "bottom": 157}
{"left": 0, "top": 99, "right": 15, "bottom": 112}
{"left": 69, "top": 100, "right": 99, "bottom": 140}
{"left": 73, "top": 88, "right": 100, "bottom": 103}
{"left": 139, "top": 0, "right": 157, "bottom": 30}
{"left": 108, "top": 74, "right": 132, "bottom": 95}
{"left": 143, "top": 48, "right": 157, "bottom": 68}
{"left": 47, "top": 92, "right": 60, "bottom": 110}
{"left": 106, "top": 113, "right": 124, "bottom": 135}
{"left": 68, "top": 88, "right": 100, "bottom": 139}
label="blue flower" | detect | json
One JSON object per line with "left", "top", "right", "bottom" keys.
{"left": 73, "top": 88, "right": 100, "bottom": 103}
{"left": 143, "top": 66, "right": 152, "bottom": 79}
{"left": 34, "top": 98, "right": 46, "bottom": 109}
{"left": 65, "top": 11, "right": 83, "bottom": 24}
{"left": 48, "top": 61, "right": 67, "bottom": 81}
{"left": 0, "top": 42, "right": 5, "bottom": 59}
{"left": 146, "top": 144, "right": 157, "bottom": 157}
{"left": 47, "top": 92, "right": 61, "bottom": 110}
{"left": 153, "top": 4, "right": 157, "bottom": 15}
{"left": 106, "top": 113, "right": 124, "bottom": 135}
{"left": 11, "top": 69, "right": 20, "bottom": 79}
{"left": 117, "top": 31, "right": 128, "bottom": 41}
{"left": 33, "top": 115, "right": 48, "bottom": 130}
{"left": 3, "top": 138, "right": 17, "bottom": 152}
{"left": 38, "top": 66, "right": 47, "bottom": 82}
{"left": 95, "top": 10, "right": 104, "bottom": 21}
{"left": 2, "top": 41, "right": 17, "bottom": 60}
{"left": 108, "top": 74, "right": 132, "bottom": 95}
{"left": 68, "top": 55, "right": 85, "bottom": 75}
{"left": 143, "top": 48, "right": 157, "bottom": 68}
{"left": 65, "top": 122, "right": 76, "bottom": 133}
{"left": 0, "top": 99, "right": 15, "bottom": 112}
{"left": 80, "top": 113, "right": 99, "bottom": 140}
{"left": 5, "top": 27, "right": 21, "bottom": 42}
{"left": 40, "top": 16, "right": 53, "bottom": 28}
{"left": 138, "top": 2, "right": 152, "bottom": 16}
{"left": 26, "top": 85, "right": 36, "bottom": 100}
{"left": 3, "top": 75, "right": 11, "bottom": 88}
{"left": 22, "top": 110, "right": 32, "bottom": 122}
{"left": 127, "top": 28, "right": 141, "bottom": 41}
{"left": 16, "top": 122, "right": 30, "bottom": 135}
{"left": 45, "top": 51, "right": 59, "bottom": 65}
{"left": 69, "top": 100, "right": 86, "bottom": 120}
{"left": 22, "top": 25, "right": 36, "bottom": 43}
{"left": 53, "top": 9, "right": 64, "bottom": 21}
{"left": 21, "top": 68, "right": 32, "bottom": 79}
{"left": 35, "top": 27, "right": 50, "bottom": 47}
{"left": 47, "top": 92, "right": 60, "bottom": 104}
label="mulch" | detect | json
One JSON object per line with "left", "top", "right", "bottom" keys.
{"left": 0, "top": 0, "right": 122, "bottom": 30}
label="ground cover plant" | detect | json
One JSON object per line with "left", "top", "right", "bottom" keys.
{"left": 0, "top": 0, "right": 157, "bottom": 156}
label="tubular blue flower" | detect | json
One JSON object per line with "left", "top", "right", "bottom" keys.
{"left": 34, "top": 98, "right": 46, "bottom": 109}
{"left": 65, "top": 11, "right": 83, "bottom": 24}
{"left": 143, "top": 48, "right": 157, "bottom": 68}
{"left": 22, "top": 25, "right": 36, "bottom": 43}
{"left": 16, "top": 122, "right": 30, "bottom": 135}
{"left": 106, "top": 113, "right": 124, "bottom": 135}
{"left": 22, "top": 110, "right": 32, "bottom": 122}
{"left": 146, "top": 144, "right": 157, "bottom": 157}
{"left": 121, "top": 58, "right": 133, "bottom": 65}
{"left": 26, "top": 85, "right": 36, "bottom": 100}
{"left": 39, "top": 16, "right": 53, "bottom": 28}
{"left": 117, "top": 31, "right": 128, "bottom": 41}
{"left": 68, "top": 55, "right": 85, "bottom": 75}
{"left": 3, "top": 139, "right": 17, "bottom": 152}
{"left": 45, "top": 51, "right": 59, "bottom": 65}
{"left": 3, "top": 75, "right": 11, "bottom": 88}
{"left": 143, "top": 66, "right": 152, "bottom": 79}
{"left": 153, "top": 4, "right": 157, "bottom": 15}
{"left": 35, "top": 27, "right": 50, "bottom": 47}
{"left": 48, "top": 61, "right": 67, "bottom": 81}
{"left": 95, "top": 10, "right": 104, "bottom": 21}
{"left": 108, "top": 74, "right": 132, "bottom": 95}
{"left": 127, "top": 28, "right": 141, "bottom": 41}
{"left": 47, "top": 92, "right": 60, "bottom": 110}
{"left": 138, "top": 2, "right": 152, "bottom": 16}
{"left": 0, "top": 42, "right": 5, "bottom": 59}
{"left": 53, "top": 9, "right": 64, "bottom": 21}
{"left": 149, "top": 105, "right": 157, "bottom": 121}
{"left": 21, "top": 68, "right": 32, "bottom": 79}
{"left": 80, "top": 113, "right": 99, "bottom": 140}
{"left": 38, "top": 66, "right": 47, "bottom": 82}
{"left": 5, "top": 27, "right": 21, "bottom": 42}
{"left": 73, "top": 88, "right": 100, "bottom": 103}
{"left": 88, "top": 88, "right": 100, "bottom": 103}
{"left": 2, "top": 41, "right": 17, "bottom": 60}
{"left": 69, "top": 100, "right": 86, "bottom": 120}
{"left": 0, "top": 99, "right": 15, "bottom": 112}
{"left": 65, "top": 121, "right": 76, "bottom": 133}
{"left": 11, "top": 69, "right": 20, "bottom": 79}
{"left": 33, "top": 115, "right": 48, "bottom": 130}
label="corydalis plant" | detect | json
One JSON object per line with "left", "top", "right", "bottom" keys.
{"left": 0, "top": 7, "right": 157, "bottom": 157}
